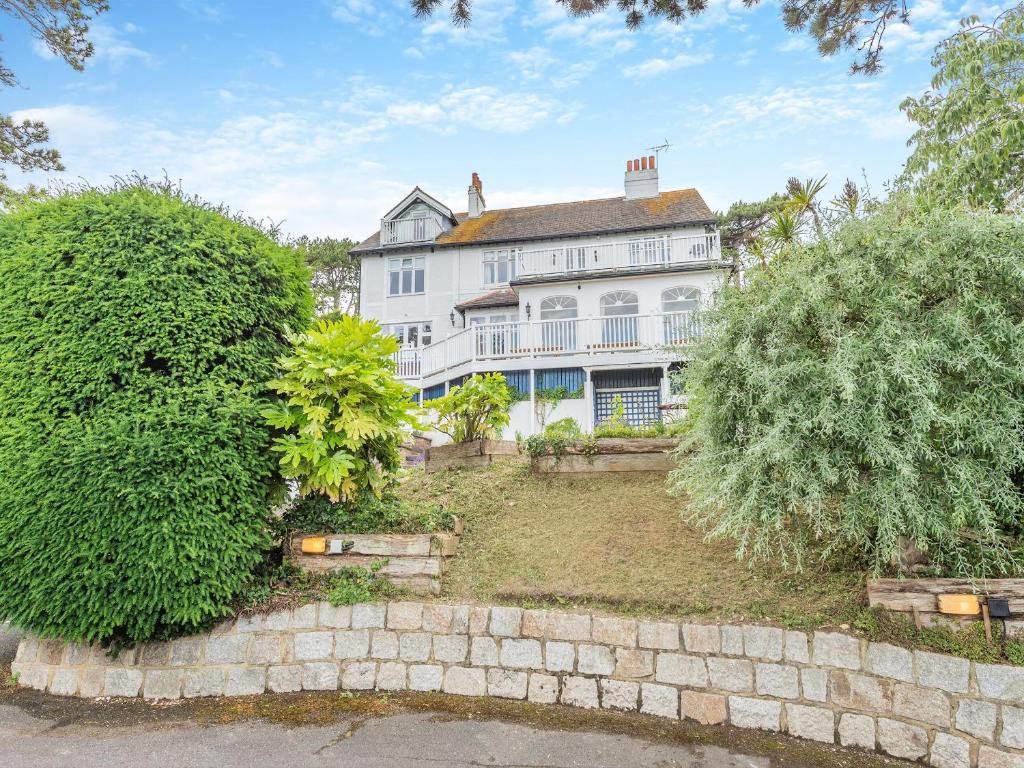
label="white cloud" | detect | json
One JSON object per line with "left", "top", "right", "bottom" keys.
{"left": 387, "top": 85, "right": 566, "bottom": 133}
{"left": 623, "top": 51, "right": 711, "bottom": 78}
{"left": 403, "top": 46, "right": 424, "bottom": 59}
{"left": 11, "top": 105, "right": 118, "bottom": 145}
{"left": 777, "top": 36, "right": 812, "bottom": 53}
{"left": 31, "top": 39, "right": 57, "bottom": 61}
{"left": 88, "top": 22, "right": 156, "bottom": 67}
{"left": 255, "top": 50, "right": 284, "bottom": 69}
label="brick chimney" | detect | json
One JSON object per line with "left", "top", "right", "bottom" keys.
{"left": 624, "top": 155, "right": 659, "bottom": 200}
{"left": 468, "top": 172, "right": 486, "bottom": 218}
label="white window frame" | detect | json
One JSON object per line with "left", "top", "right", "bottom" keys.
{"left": 539, "top": 295, "right": 578, "bottom": 320}
{"left": 387, "top": 256, "right": 425, "bottom": 296}
{"left": 385, "top": 321, "right": 433, "bottom": 348}
{"left": 482, "top": 249, "right": 519, "bottom": 287}
{"left": 661, "top": 286, "right": 701, "bottom": 314}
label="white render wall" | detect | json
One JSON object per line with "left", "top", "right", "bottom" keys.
{"left": 358, "top": 223, "right": 719, "bottom": 343}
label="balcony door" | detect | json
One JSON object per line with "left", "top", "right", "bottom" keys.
{"left": 539, "top": 296, "right": 578, "bottom": 352}
{"left": 600, "top": 290, "right": 640, "bottom": 347}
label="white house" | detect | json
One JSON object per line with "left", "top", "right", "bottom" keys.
{"left": 352, "top": 156, "right": 730, "bottom": 437}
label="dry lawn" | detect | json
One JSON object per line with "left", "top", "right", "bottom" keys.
{"left": 397, "top": 458, "right": 866, "bottom": 626}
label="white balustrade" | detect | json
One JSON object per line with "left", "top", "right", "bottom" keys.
{"left": 391, "top": 347, "right": 422, "bottom": 379}
{"left": 380, "top": 217, "right": 443, "bottom": 245}
{"left": 516, "top": 233, "right": 720, "bottom": 279}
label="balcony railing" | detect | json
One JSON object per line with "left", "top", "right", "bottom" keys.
{"left": 409, "top": 312, "right": 700, "bottom": 380}
{"left": 381, "top": 217, "right": 443, "bottom": 245}
{"left": 516, "top": 232, "right": 721, "bottom": 280}
{"left": 391, "top": 347, "right": 422, "bottom": 379}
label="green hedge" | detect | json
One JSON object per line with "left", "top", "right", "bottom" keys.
{"left": 0, "top": 183, "right": 312, "bottom": 645}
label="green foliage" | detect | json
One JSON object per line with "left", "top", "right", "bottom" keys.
{"left": 326, "top": 561, "right": 401, "bottom": 605}
{"left": 674, "top": 198, "right": 1024, "bottom": 577}
{"left": 425, "top": 373, "right": 513, "bottom": 443}
{"left": 278, "top": 490, "right": 454, "bottom": 535}
{"left": 592, "top": 420, "right": 688, "bottom": 439}
{"left": 525, "top": 417, "right": 582, "bottom": 459}
{"left": 294, "top": 236, "right": 359, "bottom": 315}
{"left": 0, "top": 183, "right": 313, "bottom": 645}
{"left": 901, "top": 5, "right": 1024, "bottom": 212}
{"left": 264, "top": 316, "right": 419, "bottom": 502}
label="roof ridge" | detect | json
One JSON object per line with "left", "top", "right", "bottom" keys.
{"left": 453, "top": 187, "right": 700, "bottom": 218}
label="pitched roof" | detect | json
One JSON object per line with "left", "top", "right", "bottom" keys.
{"left": 352, "top": 188, "right": 715, "bottom": 254}
{"left": 454, "top": 287, "right": 519, "bottom": 312}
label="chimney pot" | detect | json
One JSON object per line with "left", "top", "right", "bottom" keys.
{"left": 468, "top": 172, "right": 485, "bottom": 218}
{"left": 627, "top": 160, "right": 633, "bottom": 172}
{"left": 649, "top": 155, "right": 655, "bottom": 169}
{"left": 641, "top": 156, "right": 648, "bottom": 170}
{"left": 624, "top": 151, "right": 660, "bottom": 200}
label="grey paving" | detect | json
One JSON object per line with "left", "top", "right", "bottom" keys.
{"left": 0, "top": 623, "right": 22, "bottom": 666}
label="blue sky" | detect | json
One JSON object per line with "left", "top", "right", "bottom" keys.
{"left": 2, "top": 0, "right": 995, "bottom": 240}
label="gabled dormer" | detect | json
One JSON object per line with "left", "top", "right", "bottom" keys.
{"left": 380, "top": 187, "right": 458, "bottom": 246}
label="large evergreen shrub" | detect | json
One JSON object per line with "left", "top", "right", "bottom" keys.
{"left": 0, "top": 183, "right": 312, "bottom": 645}
{"left": 674, "top": 199, "right": 1024, "bottom": 576}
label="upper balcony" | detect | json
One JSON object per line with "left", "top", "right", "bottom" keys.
{"left": 380, "top": 217, "right": 443, "bottom": 246}
{"left": 514, "top": 232, "right": 722, "bottom": 283}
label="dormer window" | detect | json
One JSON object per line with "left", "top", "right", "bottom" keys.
{"left": 483, "top": 249, "right": 519, "bottom": 287}
{"left": 388, "top": 256, "right": 425, "bottom": 296}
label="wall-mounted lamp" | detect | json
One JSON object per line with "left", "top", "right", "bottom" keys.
{"left": 525, "top": 302, "right": 531, "bottom": 320}
{"left": 449, "top": 311, "right": 456, "bottom": 327}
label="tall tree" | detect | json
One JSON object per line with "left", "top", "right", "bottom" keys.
{"left": 295, "top": 236, "right": 360, "bottom": 316}
{"left": 900, "top": 4, "right": 1024, "bottom": 212}
{"left": 0, "top": 1, "right": 109, "bottom": 192}
{"left": 411, "top": 0, "right": 911, "bottom": 73}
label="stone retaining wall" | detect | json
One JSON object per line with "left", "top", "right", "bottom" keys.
{"left": 12, "top": 602, "right": 1024, "bottom": 767}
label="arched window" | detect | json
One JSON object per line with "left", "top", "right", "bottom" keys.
{"left": 661, "top": 286, "right": 700, "bottom": 314}
{"left": 600, "top": 290, "right": 639, "bottom": 316}
{"left": 540, "top": 295, "right": 578, "bottom": 320}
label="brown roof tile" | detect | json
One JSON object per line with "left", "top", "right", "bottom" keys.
{"left": 454, "top": 287, "right": 519, "bottom": 311}
{"left": 352, "top": 188, "right": 714, "bottom": 253}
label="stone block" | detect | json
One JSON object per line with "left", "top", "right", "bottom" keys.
{"left": 755, "top": 663, "right": 798, "bottom": 700}
{"left": 470, "top": 636, "right": 499, "bottom": 667}
{"left": 1003, "top": 705, "right": 1024, "bottom": 749}
{"left": 104, "top": 669, "right": 143, "bottom": 698}
{"left": 318, "top": 603, "right": 352, "bottom": 629}
{"left": 640, "top": 683, "right": 679, "bottom": 718}
{"left": 930, "top": 732, "right": 971, "bottom": 768}
{"left": 721, "top": 626, "right": 744, "bottom": 656}
{"left": 545, "top": 641, "right": 575, "bottom": 673}
{"left": 334, "top": 629, "right": 370, "bottom": 660}
{"left": 614, "top": 649, "right": 653, "bottom": 679}
{"left": 268, "top": 665, "right": 302, "bottom": 693}
{"left": 302, "top": 662, "right": 339, "bottom": 691}
{"left": 812, "top": 632, "right": 861, "bottom": 670}
{"left": 443, "top": 666, "right": 486, "bottom": 696}
{"left": 743, "top": 626, "right": 783, "bottom": 661}
{"left": 351, "top": 603, "right": 386, "bottom": 629}
{"left": 893, "top": 683, "right": 949, "bottom": 728}
{"left": 291, "top": 604, "right": 318, "bottom": 629}
{"left": 577, "top": 644, "right": 615, "bottom": 676}
{"left": 638, "top": 621, "right": 679, "bottom": 650}
{"left": 49, "top": 668, "right": 80, "bottom": 697}
{"left": 421, "top": 604, "right": 453, "bottom": 634}
{"left": 979, "top": 746, "right": 1024, "bottom": 768}
{"left": 655, "top": 653, "right": 708, "bottom": 688}
{"left": 829, "top": 671, "right": 892, "bottom": 713}
{"left": 142, "top": 670, "right": 182, "bottom": 700}
{"left": 487, "top": 669, "right": 528, "bottom": 699}
{"left": 728, "top": 696, "right": 781, "bottom": 731}
{"left": 408, "top": 664, "right": 443, "bottom": 692}
{"left": 521, "top": 609, "right": 549, "bottom": 638}
{"left": 707, "top": 658, "right": 753, "bottom": 693}
{"left": 184, "top": 668, "right": 224, "bottom": 698}
{"left": 528, "top": 673, "right": 559, "bottom": 704}
{"left": 170, "top": 638, "right": 203, "bottom": 666}
{"left": 248, "top": 633, "right": 285, "bottom": 665}
{"left": 205, "top": 635, "right": 248, "bottom": 665}
{"left": 783, "top": 631, "right": 809, "bottom": 664}
{"left": 601, "top": 679, "right": 639, "bottom": 711}
{"left": 294, "top": 631, "right": 334, "bottom": 661}
{"left": 469, "top": 607, "right": 489, "bottom": 634}
{"left": 79, "top": 668, "right": 104, "bottom": 698}
{"left": 838, "top": 713, "right": 875, "bottom": 750}
{"left": 877, "top": 718, "right": 928, "bottom": 761}
{"left": 433, "top": 634, "right": 469, "bottom": 664}
{"left": 956, "top": 698, "right": 997, "bottom": 741}
{"left": 593, "top": 617, "right": 637, "bottom": 648}
{"left": 399, "top": 632, "right": 432, "bottom": 663}
{"left": 15, "top": 664, "right": 49, "bottom": 691}
{"left": 500, "top": 638, "right": 543, "bottom": 669}
{"left": 235, "top": 614, "right": 264, "bottom": 633}
{"left": 681, "top": 691, "right": 727, "bottom": 725}
{"left": 917, "top": 651, "right": 970, "bottom": 694}
{"left": 562, "top": 676, "right": 599, "bottom": 709}
{"left": 785, "top": 704, "right": 834, "bottom": 743}
{"left": 139, "top": 642, "right": 171, "bottom": 666}
{"left": 865, "top": 643, "right": 914, "bottom": 683}
{"left": 387, "top": 602, "right": 423, "bottom": 631}
{"left": 16, "top": 637, "right": 39, "bottom": 663}
{"left": 682, "top": 624, "right": 720, "bottom": 655}
{"left": 489, "top": 606, "right": 523, "bottom": 637}
{"left": 524, "top": 611, "right": 590, "bottom": 641}
{"left": 801, "top": 668, "right": 828, "bottom": 702}
{"left": 977, "top": 664, "right": 1024, "bottom": 702}
{"left": 370, "top": 630, "right": 399, "bottom": 660}
{"left": 225, "top": 667, "right": 266, "bottom": 696}
{"left": 39, "top": 639, "right": 64, "bottom": 665}
{"left": 264, "top": 609, "right": 291, "bottom": 631}
{"left": 375, "top": 661, "right": 407, "bottom": 691}
{"left": 342, "top": 661, "right": 376, "bottom": 690}
{"left": 450, "top": 605, "right": 471, "bottom": 634}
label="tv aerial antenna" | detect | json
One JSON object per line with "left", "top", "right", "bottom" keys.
{"left": 648, "top": 140, "right": 671, "bottom": 165}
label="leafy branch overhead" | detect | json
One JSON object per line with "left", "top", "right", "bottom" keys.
{"left": 411, "top": 0, "right": 913, "bottom": 73}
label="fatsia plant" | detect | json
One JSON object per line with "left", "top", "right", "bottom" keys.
{"left": 264, "top": 317, "right": 420, "bottom": 502}
{"left": 425, "top": 373, "right": 513, "bottom": 444}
